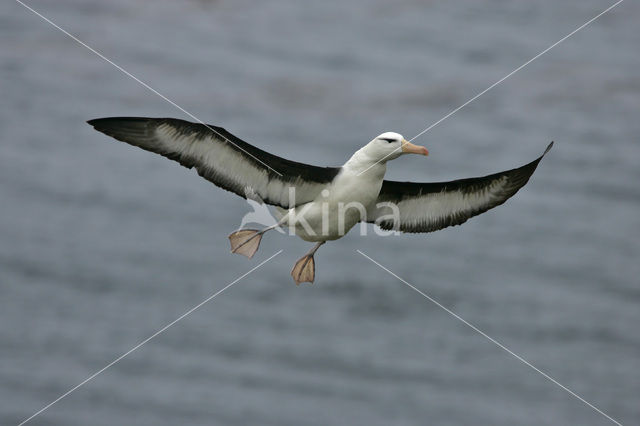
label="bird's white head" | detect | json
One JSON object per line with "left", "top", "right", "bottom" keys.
{"left": 365, "top": 132, "right": 429, "bottom": 162}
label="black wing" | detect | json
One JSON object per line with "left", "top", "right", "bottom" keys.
{"left": 367, "top": 143, "right": 553, "bottom": 233}
{"left": 88, "top": 117, "right": 340, "bottom": 208}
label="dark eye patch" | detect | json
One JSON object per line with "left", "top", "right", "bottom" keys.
{"left": 380, "top": 138, "right": 396, "bottom": 143}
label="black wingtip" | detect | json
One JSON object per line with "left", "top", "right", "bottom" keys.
{"left": 87, "top": 117, "right": 119, "bottom": 130}
{"left": 87, "top": 117, "right": 142, "bottom": 128}
{"left": 86, "top": 117, "right": 155, "bottom": 146}
{"left": 86, "top": 117, "right": 119, "bottom": 136}
{"left": 543, "top": 141, "right": 554, "bottom": 156}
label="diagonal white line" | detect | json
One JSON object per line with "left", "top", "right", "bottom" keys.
{"left": 15, "top": 0, "right": 284, "bottom": 177}
{"left": 357, "top": 250, "right": 622, "bottom": 426}
{"left": 408, "top": 0, "right": 623, "bottom": 143}
{"left": 357, "top": 0, "right": 624, "bottom": 176}
{"left": 18, "top": 250, "right": 284, "bottom": 426}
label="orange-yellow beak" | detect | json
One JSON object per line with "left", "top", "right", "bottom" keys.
{"left": 401, "top": 139, "right": 429, "bottom": 156}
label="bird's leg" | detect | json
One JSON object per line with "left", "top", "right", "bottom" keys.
{"left": 291, "top": 241, "right": 326, "bottom": 285}
{"left": 228, "top": 223, "right": 278, "bottom": 259}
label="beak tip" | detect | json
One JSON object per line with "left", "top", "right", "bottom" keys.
{"left": 401, "top": 140, "right": 429, "bottom": 156}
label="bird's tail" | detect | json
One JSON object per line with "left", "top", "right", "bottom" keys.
{"left": 273, "top": 206, "right": 287, "bottom": 222}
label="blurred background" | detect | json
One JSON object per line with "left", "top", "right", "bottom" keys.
{"left": 1, "top": 0, "right": 639, "bottom": 424}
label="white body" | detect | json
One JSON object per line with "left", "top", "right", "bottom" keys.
{"left": 281, "top": 145, "right": 388, "bottom": 242}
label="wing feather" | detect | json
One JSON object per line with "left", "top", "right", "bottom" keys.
{"left": 88, "top": 117, "right": 340, "bottom": 208}
{"left": 368, "top": 143, "right": 553, "bottom": 233}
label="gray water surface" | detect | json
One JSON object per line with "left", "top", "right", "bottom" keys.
{"left": 1, "top": 0, "right": 639, "bottom": 425}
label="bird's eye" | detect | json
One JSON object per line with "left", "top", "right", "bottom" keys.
{"left": 380, "top": 138, "right": 395, "bottom": 143}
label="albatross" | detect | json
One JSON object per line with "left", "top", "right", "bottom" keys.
{"left": 88, "top": 117, "right": 552, "bottom": 284}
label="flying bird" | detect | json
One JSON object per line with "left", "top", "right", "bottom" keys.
{"left": 88, "top": 117, "right": 552, "bottom": 284}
